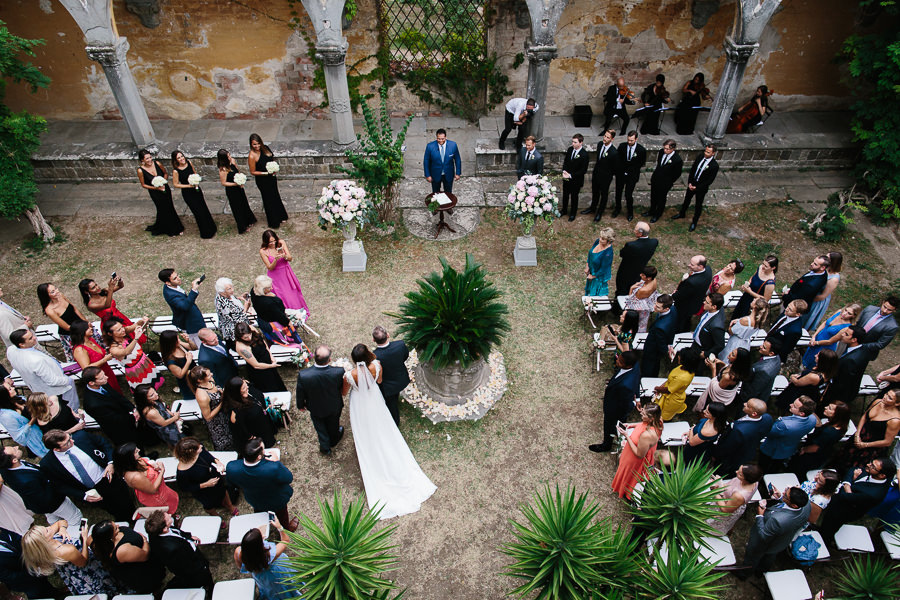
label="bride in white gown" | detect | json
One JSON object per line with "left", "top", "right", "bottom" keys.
{"left": 344, "top": 344, "right": 436, "bottom": 519}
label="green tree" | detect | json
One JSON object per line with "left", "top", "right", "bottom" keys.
{"left": 0, "top": 20, "right": 53, "bottom": 241}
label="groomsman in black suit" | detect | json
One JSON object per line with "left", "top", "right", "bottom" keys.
{"left": 81, "top": 367, "right": 140, "bottom": 447}
{"left": 589, "top": 351, "right": 641, "bottom": 453}
{"left": 646, "top": 139, "right": 683, "bottom": 223}
{"left": 613, "top": 221, "right": 658, "bottom": 310}
{"left": 820, "top": 457, "right": 895, "bottom": 546}
{"left": 822, "top": 326, "right": 877, "bottom": 404}
{"left": 0, "top": 445, "right": 83, "bottom": 526}
{"left": 515, "top": 136, "right": 544, "bottom": 179}
{"left": 296, "top": 345, "right": 345, "bottom": 455}
{"left": 781, "top": 255, "right": 830, "bottom": 309}
{"left": 372, "top": 327, "right": 410, "bottom": 426}
{"left": 561, "top": 134, "right": 589, "bottom": 221}
{"left": 614, "top": 130, "right": 647, "bottom": 220}
{"left": 766, "top": 300, "right": 808, "bottom": 362}
{"left": 145, "top": 511, "right": 214, "bottom": 592}
{"left": 672, "top": 255, "right": 713, "bottom": 332}
{"left": 640, "top": 294, "right": 678, "bottom": 377}
{"left": 581, "top": 129, "right": 618, "bottom": 221}
{"left": 691, "top": 293, "right": 726, "bottom": 359}
{"left": 673, "top": 143, "right": 719, "bottom": 231}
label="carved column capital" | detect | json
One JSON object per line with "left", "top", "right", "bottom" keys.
{"left": 525, "top": 44, "right": 558, "bottom": 64}
{"left": 85, "top": 38, "right": 130, "bottom": 67}
{"left": 723, "top": 36, "right": 758, "bottom": 63}
{"left": 315, "top": 43, "right": 348, "bottom": 66}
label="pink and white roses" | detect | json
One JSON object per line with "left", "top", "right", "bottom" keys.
{"left": 505, "top": 174, "right": 560, "bottom": 235}
{"left": 317, "top": 179, "right": 372, "bottom": 231}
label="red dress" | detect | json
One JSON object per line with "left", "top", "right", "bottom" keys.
{"left": 611, "top": 422, "right": 660, "bottom": 499}
{"left": 134, "top": 458, "right": 179, "bottom": 514}
{"left": 95, "top": 299, "right": 147, "bottom": 345}
{"left": 74, "top": 341, "right": 122, "bottom": 393}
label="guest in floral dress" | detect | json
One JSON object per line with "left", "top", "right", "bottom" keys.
{"left": 604, "top": 310, "right": 640, "bottom": 359}
{"left": 800, "top": 469, "right": 840, "bottom": 524}
{"left": 584, "top": 227, "right": 615, "bottom": 296}
{"left": 104, "top": 319, "right": 162, "bottom": 392}
{"left": 134, "top": 384, "right": 183, "bottom": 450}
{"left": 189, "top": 366, "right": 234, "bottom": 451}
{"left": 215, "top": 277, "right": 252, "bottom": 350}
{"left": 624, "top": 265, "right": 659, "bottom": 331}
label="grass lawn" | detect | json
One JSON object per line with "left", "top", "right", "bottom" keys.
{"left": 2, "top": 196, "right": 898, "bottom": 599}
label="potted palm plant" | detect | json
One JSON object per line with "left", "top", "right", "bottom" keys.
{"left": 833, "top": 554, "right": 900, "bottom": 599}
{"left": 389, "top": 254, "right": 509, "bottom": 405}
{"left": 640, "top": 545, "right": 726, "bottom": 600}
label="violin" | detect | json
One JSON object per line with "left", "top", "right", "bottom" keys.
{"left": 617, "top": 86, "right": 636, "bottom": 101}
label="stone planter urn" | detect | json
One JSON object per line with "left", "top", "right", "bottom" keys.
{"left": 514, "top": 234, "right": 537, "bottom": 267}
{"left": 415, "top": 356, "right": 490, "bottom": 405}
{"left": 341, "top": 222, "right": 367, "bottom": 272}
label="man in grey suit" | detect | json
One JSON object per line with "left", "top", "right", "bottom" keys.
{"left": 857, "top": 295, "right": 898, "bottom": 359}
{"left": 740, "top": 486, "right": 811, "bottom": 576}
{"left": 372, "top": 326, "right": 410, "bottom": 426}
{"left": 738, "top": 338, "right": 782, "bottom": 408}
{"left": 515, "top": 136, "right": 544, "bottom": 179}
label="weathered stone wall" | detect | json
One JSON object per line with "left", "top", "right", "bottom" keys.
{"left": 0, "top": 0, "right": 872, "bottom": 121}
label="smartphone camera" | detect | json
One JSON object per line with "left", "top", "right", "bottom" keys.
{"left": 268, "top": 511, "right": 276, "bottom": 523}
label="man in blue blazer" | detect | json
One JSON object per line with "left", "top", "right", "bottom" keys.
{"left": 159, "top": 268, "right": 206, "bottom": 347}
{"left": 197, "top": 328, "right": 240, "bottom": 388}
{"left": 423, "top": 128, "right": 461, "bottom": 194}
{"left": 640, "top": 295, "right": 677, "bottom": 377}
{"left": 758, "top": 396, "right": 817, "bottom": 474}
{"left": 226, "top": 437, "right": 298, "bottom": 531}
{"left": 372, "top": 326, "right": 410, "bottom": 426}
{"left": 714, "top": 399, "right": 774, "bottom": 475}
{"left": 766, "top": 300, "right": 807, "bottom": 362}
{"left": 690, "top": 292, "right": 726, "bottom": 359}
{"left": 589, "top": 351, "right": 641, "bottom": 453}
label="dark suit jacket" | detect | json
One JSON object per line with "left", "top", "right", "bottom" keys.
{"left": 225, "top": 458, "right": 293, "bottom": 511}
{"left": 515, "top": 147, "right": 544, "bottom": 178}
{"left": 822, "top": 470, "right": 893, "bottom": 535}
{"left": 857, "top": 305, "right": 899, "bottom": 359}
{"left": 163, "top": 285, "right": 205, "bottom": 334}
{"left": 296, "top": 364, "right": 345, "bottom": 417}
{"left": 714, "top": 415, "right": 775, "bottom": 472}
{"left": 39, "top": 433, "right": 114, "bottom": 502}
{"left": 782, "top": 271, "right": 828, "bottom": 307}
{"left": 672, "top": 266, "right": 713, "bottom": 325}
{"left": 604, "top": 83, "right": 635, "bottom": 115}
{"left": 739, "top": 355, "right": 782, "bottom": 404}
{"left": 687, "top": 155, "right": 719, "bottom": 191}
{"left": 198, "top": 344, "right": 240, "bottom": 388}
{"left": 650, "top": 150, "right": 684, "bottom": 191}
{"left": 0, "top": 462, "right": 68, "bottom": 513}
{"left": 373, "top": 341, "right": 411, "bottom": 398}
{"left": 692, "top": 310, "right": 726, "bottom": 357}
{"left": 83, "top": 385, "right": 137, "bottom": 444}
{"left": 149, "top": 527, "right": 209, "bottom": 579}
{"left": 603, "top": 367, "right": 640, "bottom": 420}
{"left": 592, "top": 144, "right": 618, "bottom": 184}
{"left": 641, "top": 308, "right": 678, "bottom": 377}
{"left": 423, "top": 140, "right": 461, "bottom": 179}
{"left": 766, "top": 316, "right": 804, "bottom": 362}
{"left": 615, "top": 236, "right": 658, "bottom": 294}
{"left": 615, "top": 142, "right": 647, "bottom": 184}
{"left": 562, "top": 147, "right": 589, "bottom": 188}
{"left": 824, "top": 345, "right": 875, "bottom": 402}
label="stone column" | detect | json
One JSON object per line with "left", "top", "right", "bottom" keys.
{"left": 316, "top": 43, "right": 357, "bottom": 147}
{"left": 85, "top": 38, "right": 156, "bottom": 147}
{"left": 525, "top": 45, "right": 557, "bottom": 142}
{"left": 702, "top": 37, "right": 757, "bottom": 142}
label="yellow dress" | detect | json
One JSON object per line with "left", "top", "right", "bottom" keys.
{"left": 658, "top": 366, "right": 693, "bottom": 421}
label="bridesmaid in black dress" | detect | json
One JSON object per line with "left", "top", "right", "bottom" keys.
{"left": 248, "top": 133, "right": 288, "bottom": 228}
{"left": 171, "top": 150, "right": 217, "bottom": 239}
{"left": 137, "top": 149, "right": 184, "bottom": 237}
{"left": 217, "top": 149, "right": 257, "bottom": 233}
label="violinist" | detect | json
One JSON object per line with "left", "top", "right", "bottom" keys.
{"left": 603, "top": 77, "right": 636, "bottom": 132}
{"left": 639, "top": 74, "right": 671, "bottom": 135}
{"left": 675, "top": 72, "right": 713, "bottom": 135}
{"left": 726, "top": 85, "right": 773, "bottom": 134}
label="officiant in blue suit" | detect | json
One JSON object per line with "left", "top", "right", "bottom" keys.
{"left": 423, "top": 128, "right": 461, "bottom": 194}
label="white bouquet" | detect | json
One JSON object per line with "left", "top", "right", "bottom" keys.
{"left": 266, "top": 161, "right": 280, "bottom": 175}
{"left": 317, "top": 179, "right": 372, "bottom": 232}
{"left": 505, "top": 174, "right": 560, "bottom": 235}
{"left": 187, "top": 173, "right": 201, "bottom": 187}
{"left": 151, "top": 176, "right": 166, "bottom": 189}
{"left": 233, "top": 172, "right": 247, "bottom": 186}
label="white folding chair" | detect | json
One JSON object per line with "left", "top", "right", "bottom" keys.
{"left": 160, "top": 590, "right": 206, "bottom": 600}
{"left": 228, "top": 512, "right": 269, "bottom": 544}
{"left": 834, "top": 524, "right": 875, "bottom": 553}
{"left": 181, "top": 515, "right": 222, "bottom": 545}
{"left": 697, "top": 535, "right": 735, "bottom": 567}
{"left": 112, "top": 595, "right": 155, "bottom": 600}
{"left": 212, "top": 579, "right": 256, "bottom": 600}
{"left": 65, "top": 595, "right": 109, "bottom": 600}
{"left": 763, "top": 569, "right": 812, "bottom": 600}
{"left": 880, "top": 530, "right": 900, "bottom": 560}
{"left": 660, "top": 421, "right": 691, "bottom": 446}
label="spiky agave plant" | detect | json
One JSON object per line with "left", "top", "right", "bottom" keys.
{"left": 833, "top": 554, "right": 900, "bottom": 600}
{"left": 389, "top": 253, "right": 510, "bottom": 369}
{"left": 501, "top": 484, "right": 641, "bottom": 600}
{"left": 638, "top": 545, "right": 726, "bottom": 600}
{"left": 283, "top": 490, "right": 403, "bottom": 600}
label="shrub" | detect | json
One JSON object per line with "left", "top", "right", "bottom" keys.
{"left": 639, "top": 545, "right": 726, "bottom": 600}
{"left": 833, "top": 554, "right": 900, "bottom": 600}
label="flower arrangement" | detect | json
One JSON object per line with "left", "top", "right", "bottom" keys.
{"left": 233, "top": 172, "right": 247, "bottom": 186}
{"left": 317, "top": 179, "right": 373, "bottom": 232}
{"left": 289, "top": 344, "right": 311, "bottom": 368}
{"left": 266, "top": 161, "right": 280, "bottom": 175}
{"left": 151, "top": 176, "right": 166, "bottom": 189}
{"left": 505, "top": 174, "right": 560, "bottom": 235}
{"left": 187, "top": 173, "right": 201, "bottom": 187}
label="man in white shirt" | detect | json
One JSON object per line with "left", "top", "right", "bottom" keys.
{"left": 6, "top": 329, "right": 80, "bottom": 410}
{"left": 499, "top": 97, "right": 538, "bottom": 151}
{"left": 0, "top": 286, "right": 45, "bottom": 353}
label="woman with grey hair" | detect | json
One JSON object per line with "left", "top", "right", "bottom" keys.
{"left": 215, "top": 277, "right": 251, "bottom": 350}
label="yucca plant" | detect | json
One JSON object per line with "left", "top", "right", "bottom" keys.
{"left": 833, "top": 554, "right": 900, "bottom": 600}
{"left": 283, "top": 489, "right": 403, "bottom": 600}
{"left": 629, "top": 455, "right": 721, "bottom": 552}
{"left": 638, "top": 545, "right": 726, "bottom": 600}
{"left": 389, "top": 254, "right": 510, "bottom": 369}
{"left": 500, "top": 484, "right": 641, "bottom": 600}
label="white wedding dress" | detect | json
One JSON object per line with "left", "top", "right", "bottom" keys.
{"left": 346, "top": 361, "right": 437, "bottom": 519}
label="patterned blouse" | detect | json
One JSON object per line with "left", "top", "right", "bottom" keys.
{"left": 215, "top": 293, "right": 250, "bottom": 342}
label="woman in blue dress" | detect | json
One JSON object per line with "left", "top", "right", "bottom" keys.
{"left": 0, "top": 384, "right": 46, "bottom": 457}
{"left": 804, "top": 251, "right": 842, "bottom": 331}
{"left": 801, "top": 303, "right": 859, "bottom": 370}
{"left": 584, "top": 227, "right": 614, "bottom": 296}
{"left": 235, "top": 520, "right": 297, "bottom": 600}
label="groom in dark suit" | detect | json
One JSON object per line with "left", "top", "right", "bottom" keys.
{"left": 589, "top": 351, "right": 641, "bottom": 453}
{"left": 296, "top": 345, "right": 345, "bottom": 455}
{"left": 646, "top": 139, "right": 683, "bottom": 223}
{"left": 515, "top": 136, "right": 544, "bottom": 179}
{"left": 372, "top": 326, "right": 410, "bottom": 426}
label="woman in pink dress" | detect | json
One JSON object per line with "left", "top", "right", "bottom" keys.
{"left": 114, "top": 443, "right": 179, "bottom": 515}
{"left": 71, "top": 321, "right": 122, "bottom": 394}
{"left": 258, "top": 229, "right": 310, "bottom": 315}
{"left": 611, "top": 403, "right": 663, "bottom": 500}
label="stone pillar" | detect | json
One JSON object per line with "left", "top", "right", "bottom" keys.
{"left": 524, "top": 45, "right": 557, "bottom": 142}
{"left": 316, "top": 43, "right": 357, "bottom": 147}
{"left": 86, "top": 39, "right": 156, "bottom": 147}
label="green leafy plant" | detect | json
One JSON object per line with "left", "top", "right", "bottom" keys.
{"left": 833, "top": 554, "right": 900, "bottom": 600}
{"left": 388, "top": 254, "right": 510, "bottom": 370}
{"left": 629, "top": 456, "right": 721, "bottom": 551}
{"left": 803, "top": 190, "right": 866, "bottom": 241}
{"left": 500, "top": 484, "right": 641, "bottom": 600}
{"left": 639, "top": 545, "right": 726, "bottom": 600}
{"left": 339, "top": 84, "right": 412, "bottom": 224}
{"left": 283, "top": 489, "right": 404, "bottom": 600}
